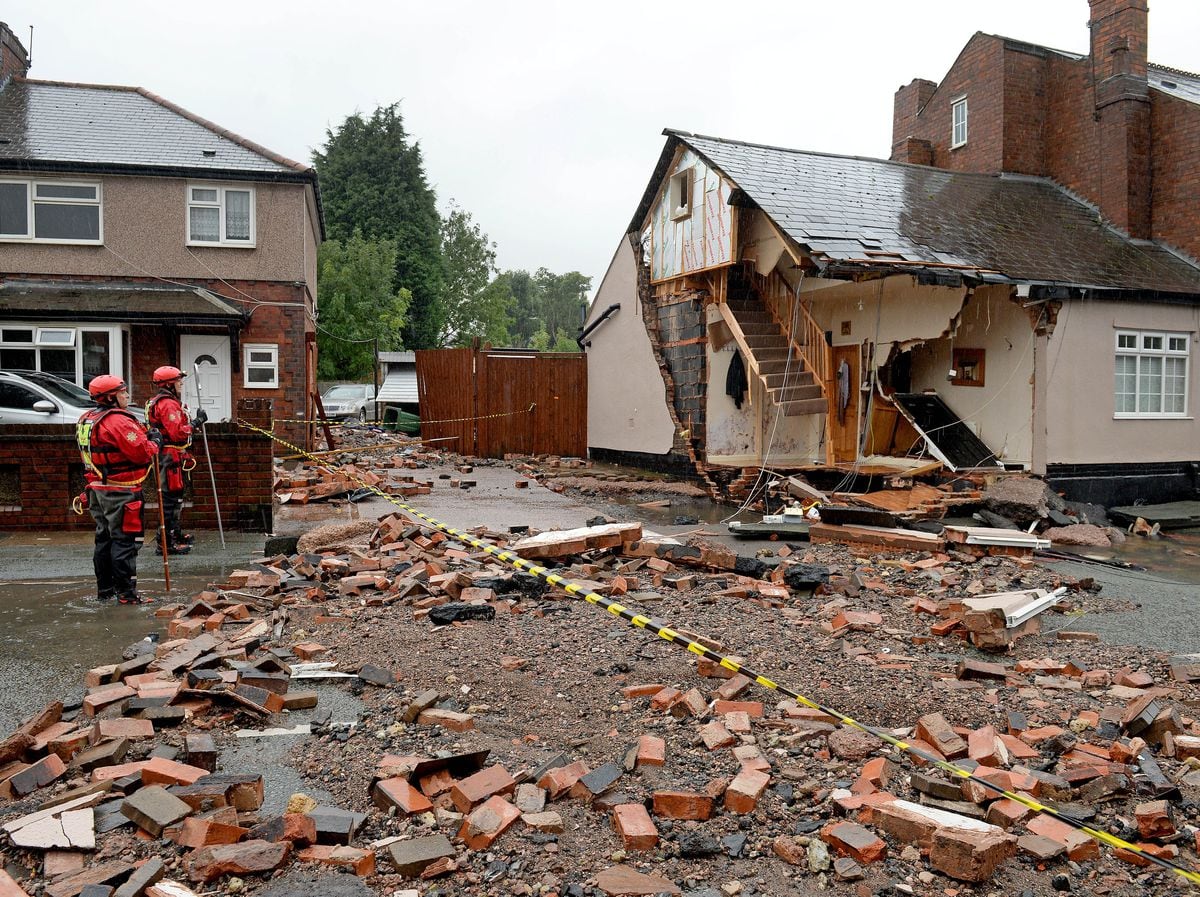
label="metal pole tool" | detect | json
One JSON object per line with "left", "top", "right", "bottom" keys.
{"left": 193, "top": 362, "right": 226, "bottom": 549}
{"left": 152, "top": 453, "right": 171, "bottom": 591}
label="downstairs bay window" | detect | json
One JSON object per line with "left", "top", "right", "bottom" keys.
{"left": 1114, "top": 330, "right": 1189, "bottom": 418}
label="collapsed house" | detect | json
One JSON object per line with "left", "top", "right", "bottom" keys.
{"left": 583, "top": 0, "right": 1200, "bottom": 506}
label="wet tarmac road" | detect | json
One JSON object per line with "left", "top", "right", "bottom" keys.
{"left": 0, "top": 528, "right": 265, "bottom": 732}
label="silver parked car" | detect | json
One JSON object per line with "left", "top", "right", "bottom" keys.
{"left": 320, "top": 383, "right": 377, "bottom": 422}
{"left": 0, "top": 370, "right": 146, "bottom": 424}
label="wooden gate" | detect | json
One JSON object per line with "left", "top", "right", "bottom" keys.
{"left": 415, "top": 348, "right": 586, "bottom": 458}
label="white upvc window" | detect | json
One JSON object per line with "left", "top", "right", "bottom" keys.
{"left": 1114, "top": 329, "right": 1190, "bottom": 418}
{"left": 0, "top": 323, "right": 124, "bottom": 388}
{"left": 0, "top": 179, "right": 103, "bottom": 243}
{"left": 243, "top": 343, "right": 279, "bottom": 388}
{"left": 951, "top": 97, "right": 968, "bottom": 149}
{"left": 187, "top": 183, "right": 256, "bottom": 247}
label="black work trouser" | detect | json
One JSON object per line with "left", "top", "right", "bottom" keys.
{"left": 158, "top": 450, "right": 188, "bottom": 542}
{"left": 87, "top": 488, "right": 144, "bottom": 599}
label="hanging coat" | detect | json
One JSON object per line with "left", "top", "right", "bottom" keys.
{"left": 726, "top": 350, "right": 748, "bottom": 409}
{"left": 837, "top": 359, "right": 852, "bottom": 424}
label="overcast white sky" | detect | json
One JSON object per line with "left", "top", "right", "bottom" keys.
{"left": 5, "top": 1, "right": 1199, "bottom": 295}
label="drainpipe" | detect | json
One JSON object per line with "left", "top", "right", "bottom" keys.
{"left": 576, "top": 303, "right": 620, "bottom": 349}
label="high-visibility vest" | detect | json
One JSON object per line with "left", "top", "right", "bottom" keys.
{"left": 76, "top": 408, "right": 149, "bottom": 485}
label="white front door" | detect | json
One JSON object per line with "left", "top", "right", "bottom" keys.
{"left": 179, "top": 334, "right": 232, "bottom": 422}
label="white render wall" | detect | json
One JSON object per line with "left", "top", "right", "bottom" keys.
{"left": 1042, "top": 297, "right": 1200, "bottom": 465}
{"left": 584, "top": 237, "right": 677, "bottom": 455}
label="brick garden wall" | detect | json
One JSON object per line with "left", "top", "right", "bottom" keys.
{"left": 0, "top": 398, "right": 274, "bottom": 532}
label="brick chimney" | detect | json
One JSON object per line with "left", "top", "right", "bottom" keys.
{"left": 1087, "top": 0, "right": 1151, "bottom": 238}
{"left": 0, "top": 23, "right": 30, "bottom": 82}
{"left": 891, "top": 79, "right": 937, "bottom": 162}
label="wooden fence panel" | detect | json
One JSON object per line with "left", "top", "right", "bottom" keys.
{"left": 414, "top": 348, "right": 476, "bottom": 455}
{"left": 416, "top": 348, "right": 586, "bottom": 459}
{"left": 477, "top": 351, "right": 587, "bottom": 458}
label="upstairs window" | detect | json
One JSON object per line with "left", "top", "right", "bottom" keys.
{"left": 1114, "top": 330, "right": 1189, "bottom": 418}
{"left": 951, "top": 97, "right": 968, "bottom": 149}
{"left": 669, "top": 168, "right": 692, "bottom": 220}
{"left": 0, "top": 179, "right": 102, "bottom": 243}
{"left": 188, "top": 184, "right": 255, "bottom": 247}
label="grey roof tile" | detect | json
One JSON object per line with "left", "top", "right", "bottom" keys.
{"left": 671, "top": 131, "right": 1200, "bottom": 294}
{"left": 0, "top": 79, "right": 306, "bottom": 175}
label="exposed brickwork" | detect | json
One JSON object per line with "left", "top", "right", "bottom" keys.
{"left": 891, "top": 79, "right": 937, "bottom": 159}
{"left": 892, "top": 34, "right": 1006, "bottom": 173}
{"left": 1151, "top": 92, "right": 1200, "bottom": 261}
{"left": 626, "top": 240, "right": 718, "bottom": 494}
{"left": 891, "top": 1, "right": 1183, "bottom": 250}
{"left": 0, "top": 23, "right": 29, "bottom": 82}
{"left": 0, "top": 398, "right": 273, "bottom": 531}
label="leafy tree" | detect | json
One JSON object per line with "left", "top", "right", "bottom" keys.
{"left": 313, "top": 104, "right": 444, "bottom": 349}
{"left": 316, "top": 231, "right": 409, "bottom": 380}
{"left": 438, "top": 204, "right": 511, "bottom": 346}
{"left": 534, "top": 268, "right": 592, "bottom": 345}
{"left": 552, "top": 333, "right": 581, "bottom": 353}
{"left": 503, "top": 269, "right": 541, "bottom": 347}
{"left": 529, "top": 325, "right": 551, "bottom": 351}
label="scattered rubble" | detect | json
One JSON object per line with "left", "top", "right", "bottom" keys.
{"left": 0, "top": 446, "right": 1196, "bottom": 897}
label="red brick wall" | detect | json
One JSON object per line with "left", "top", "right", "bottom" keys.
{"left": 890, "top": 2, "right": 1176, "bottom": 247}
{"left": 891, "top": 79, "right": 936, "bottom": 160}
{"left": 898, "top": 34, "right": 1006, "bottom": 173}
{"left": 0, "top": 398, "right": 274, "bottom": 531}
{"left": 1152, "top": 92, "right": 1200, "bottom": 261}
{"left": 1044, "top": 55, "right": 1103, "bottom": 206}
{"left": 1001, "top": 48, "right": 1046, "bottom": 175}
{"left": 0, "top": 24, "right": 29, "bottom": 82}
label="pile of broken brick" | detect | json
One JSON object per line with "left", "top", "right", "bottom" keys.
{"left": 2, "top": 501, "right": 1198, "bottom": 897}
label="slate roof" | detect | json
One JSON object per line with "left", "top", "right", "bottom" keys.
{"left": 638, "top": 130, "right": 1200, "bottom": 296}
{"left": 1150, "top": 64, "right": 1200, "bottom": 106}
{"left": 0, "top": 78, "right": 312, "bottom": 178}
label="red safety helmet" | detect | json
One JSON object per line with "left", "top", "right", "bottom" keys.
{"left": 152, "top": 365, "right": 187, "bottom": 384}
{"left": 88, "top": 374, "right": 127, "bottom": 399}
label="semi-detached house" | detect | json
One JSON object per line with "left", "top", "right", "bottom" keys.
{"left": 0, "top": 24, "right": 323, "bottom": 450}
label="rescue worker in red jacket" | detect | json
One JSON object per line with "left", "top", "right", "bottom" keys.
{"left": 145, "top": 366, "right": 207, "bottom": 554}
{"left": 76, "top": 375, "right": 159, "bottom": 605}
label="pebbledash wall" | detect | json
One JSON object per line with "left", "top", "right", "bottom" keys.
{"left": 0, "top": 398, "right": 274, "bottom": 531}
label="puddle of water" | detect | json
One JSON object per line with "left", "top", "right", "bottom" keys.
{"left": 1057, "top": 527, "right": 1200, "bottom": 585}
{"left": 0, "top": 531, "right": 265, "bottom": 732}
{"left": 600, "top": 494, "right": 732, "bottom": 526}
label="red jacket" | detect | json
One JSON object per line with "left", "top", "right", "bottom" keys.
{"left": 76, "top": 407, "right": 158, "bottom": 488}
{"left": 146, "top": 390, "right": 193, "bottom": 449}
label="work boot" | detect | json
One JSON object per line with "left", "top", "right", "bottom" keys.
{"left": 96, "top": 590, "right": 115, "bottom": 602}
{"left": 155, "top": 542, "right": 191, "bottom": 556}
{"left": 118, "top": 593, "right": 154, "bottom": 605}
{"left": 175, "top": 531, "right": 196, "bottom": 545}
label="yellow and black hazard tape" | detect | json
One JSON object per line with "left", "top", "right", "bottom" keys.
{"left": 286, "top": 403, "right": 536, "bottom": 428}
{"left": 237, "top": 416, "right": 1200, "bottom": 887}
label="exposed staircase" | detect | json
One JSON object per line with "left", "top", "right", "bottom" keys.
{"left": 720, "top": 266, "right": 829, "bottom": 417}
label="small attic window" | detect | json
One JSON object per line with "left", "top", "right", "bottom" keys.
{"left": 1160, "top": 79, "right": 1178, "bottom": 89}
{"left": 951, "top": 97, "right": 968, "bottom": 149}
{"left": 202, "top": 150, "right": 217, "bottom": 157}
{"left": 669, "top": 168, "right": 692, "bottom": 221}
